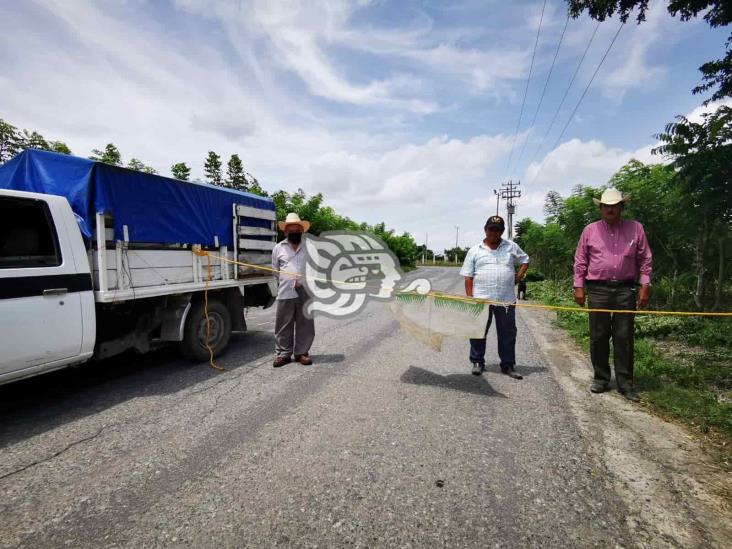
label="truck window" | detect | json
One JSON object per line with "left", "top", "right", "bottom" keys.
{"left": 0, "top": 196, "right": 61, "bottom": 268}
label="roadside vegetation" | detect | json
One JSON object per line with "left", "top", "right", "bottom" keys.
{"left": 516, "top": 153, "right": 730, "bottom": 456}
{"left": 530, "top": 280, "right": 731, "bottom": 453}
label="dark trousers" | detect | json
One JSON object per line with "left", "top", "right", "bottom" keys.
{"left": 517, "top": 281, "right": 527, "bottom": 300}
{"left": 469, "top": 305, "right": 516, "bottom": 368}
{"left": 274, "top": 287, "right": 315, "bottom": 358}
{"left": 586, "top": 285, "right": 636, "bottom": 390}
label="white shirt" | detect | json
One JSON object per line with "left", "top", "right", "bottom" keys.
{"left": 271, "top": 240, "right": 307, "bottom": 300}
{"left": 460, "top": 239, "right": 530, "bottom": 304}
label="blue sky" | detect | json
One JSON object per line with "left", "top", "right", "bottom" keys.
{"left": 1, "top": 0, "right": 728, "bottom": 251}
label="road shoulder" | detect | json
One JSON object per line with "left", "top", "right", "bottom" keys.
{"left": 521, "top": 307, "right": 732, "bottom": 548}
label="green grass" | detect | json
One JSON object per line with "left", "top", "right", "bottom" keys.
{"left": 529, "top": 280, "right": 732, "bottom": 443}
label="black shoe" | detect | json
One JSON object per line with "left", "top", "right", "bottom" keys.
{"left": 471, "top": 363, "right": 484, "bottom": 376}
{"left": 618, "top": 388, "right": 641, "bottom": 402}
{"left": 501, "top": 366, "right": 523, "bottom": 380}
{"left": 590, "top": 381, "right": 609, "bottom": 393}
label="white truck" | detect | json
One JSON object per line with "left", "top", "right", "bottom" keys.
{"left": 0, "top": 150, "right": 278, "bottom": 385}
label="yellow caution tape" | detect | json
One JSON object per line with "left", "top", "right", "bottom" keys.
{"left": 194, "top": 249, "right": 732, "bottom": 323}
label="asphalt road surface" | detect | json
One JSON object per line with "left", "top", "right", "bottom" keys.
{"left": 1, "top": 267, "right": 729, "bottom": 548}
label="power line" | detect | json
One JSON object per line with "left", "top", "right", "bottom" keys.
{"left": 512, "top": 13, "right": 571, "bottom": 176}
{"left": 526, "top": 20, "right": 601, "bottom": 173}
{"left": 529, "top": 21, "right": 624, "bottom": 186}
{"left": 504, "top": 0, "right": 547, "bottom": 180}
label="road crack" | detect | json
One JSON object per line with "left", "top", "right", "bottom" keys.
{"left": 0, "top": 426, "right": 107, "bottom": 481}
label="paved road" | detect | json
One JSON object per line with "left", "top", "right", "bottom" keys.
{"left": 0, "top": 268, "right": 725, "bottom": 548}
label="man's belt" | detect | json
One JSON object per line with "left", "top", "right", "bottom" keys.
{"left": 585, "top": 279, "right": 636, "bottom": 288}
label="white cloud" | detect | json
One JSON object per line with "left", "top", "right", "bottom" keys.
{"left": 591, "top": 1, "right": 705, "bottom": 100}
{"left": 174, "top": 0, "right": 439, "bottom": 110}
{"left": 177, "top": 0, "right": 529, "bottom": 105}
{"left": 516, "top": 138, "right": 659, "bottom": 223}
{"left": 301, "top": 134, "right": 512, "bottom": 205}
{"left": 525, "top": 138, "right": 655, "bottom": 191}
{"left": 685, "top": 98, "right": 732, "bottom": 123}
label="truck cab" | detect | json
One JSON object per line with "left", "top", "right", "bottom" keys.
{"left": 0, "top": 190, "right": 96, "bottom": 383}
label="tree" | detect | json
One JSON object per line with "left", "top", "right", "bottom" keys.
{"left": 0, "top": 119, "right": 22, "bottom": 163}
{"left": 20, "top": 129, "right": 50, "bottom": 151}
{"left": 416, "top": 244, "right": 435, "bottom": 262}
{"left": 226, "top": 154, "right": 247, "bottom": 190}
{"left": 204, "top": 151, "right": 222, "bottom": 186}
{"left": 127, "top": 158, "right": 146, "bottom": 171}
{"left": 443, "top": 246, "right": 469, "bottom": 263}
{"left": 543, "top": 190, "right": 564, "bottom": 223}
{"left": 126, "top": 158, "right": 156, "bottom": 174}
{"left": 90, "top": 143, "right": 122, "bottom": 166}
{"left": 609, "top": 161, "right": 693, "bottom": 306}
{"left": 49, "top": 141, "right": 72, "bottom": 155}
{"left": 550, "top": 185, "right": 600, "bottom": 247}
{"left": 566, "top": 1, "right": 732, "bottom": 103}
{"left": 653, "top": 107, "right": 732, "bottom": 309}
{"left": 246, "top": 176, "right": 268, "bottom": 197}
{"left": 171, "top": 162, "right": 191, "bottom": 181}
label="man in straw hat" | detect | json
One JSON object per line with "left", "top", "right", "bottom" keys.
{"left": 573, "top": 188, "right": 652, "bottom": 402}
{"left": 271, "top": 213, "right": 314, "bottom": 367}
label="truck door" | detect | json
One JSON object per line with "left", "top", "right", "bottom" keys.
{"left": 0, "top": 195, "right": 87, "bottom": 375}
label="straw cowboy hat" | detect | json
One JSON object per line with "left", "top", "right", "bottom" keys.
{"left": 593, "top": 188, "right": 629, "bottom": 206}
{"left": 278, "top": 212, "right": 311, "bottom": 232}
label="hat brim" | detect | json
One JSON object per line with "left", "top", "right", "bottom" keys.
{"left": 278, "top": 220, "right": 311, "bottom": 232}
{"left": 593, "top": 197, "right": 628, "bottom": 206}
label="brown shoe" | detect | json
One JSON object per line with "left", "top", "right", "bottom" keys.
{"left": 273, "top": 356, "right": 291, "bottom": 368}
{"left": 295, "top": 353, "right": 313, "bottom": 365}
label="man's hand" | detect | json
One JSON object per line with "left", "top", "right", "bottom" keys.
{"left": 573, "top": 287, "right": 585, "bottom": 306}
{"left": 514, "top": 273, "right": 523, "bottom": 285}
{"left": 464, "top": 276, "right": 474, "bottom": 298}
{"left": 637, "top": 284, "right": 650, "bottom": 309}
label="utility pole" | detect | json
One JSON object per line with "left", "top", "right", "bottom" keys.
{"left": 499, "top": 180, "right": 521, "bottom": 240}
{"left": 493, "top": 189, "right": 500, "bottom": 215}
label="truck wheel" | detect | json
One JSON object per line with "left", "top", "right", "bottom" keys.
{"left": 179, "top": 299, "right": 232, "bottom": 361}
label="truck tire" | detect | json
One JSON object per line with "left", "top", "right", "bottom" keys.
{"left": 179, "top": 299, "right": 232, "bottom": 361}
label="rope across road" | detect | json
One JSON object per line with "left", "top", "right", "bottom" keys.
{"left": 192, "top": 249, "right": 732, "bottom": 318}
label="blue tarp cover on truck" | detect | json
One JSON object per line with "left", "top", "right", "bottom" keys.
{"left": 0, "top": 149, "right": 275, "bottom": 247}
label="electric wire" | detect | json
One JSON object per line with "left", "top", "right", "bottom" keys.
{"left": 504, "top": 0, "right": 547, "bottom": 180}
{"left": 526, "top": 20, "right": 601, "bottom": 174}
{"left": 512, "top": 13, "right": 571, "bottom": 176}
{"left": 529, "top": 21, "right": 624, "bottom": 186}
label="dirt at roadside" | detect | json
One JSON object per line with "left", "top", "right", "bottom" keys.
{"left": 522, "top": 308, "right": 732, "bottom": 548}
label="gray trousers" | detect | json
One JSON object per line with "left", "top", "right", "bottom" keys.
{"left": 274, "top": 287, "right": 315, "bottom": 358}
{"left": 586, "top": 284, "right": 636, "bottom": 390}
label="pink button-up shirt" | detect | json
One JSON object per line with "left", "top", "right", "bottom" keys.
{"left": 573, "top": 219, "right": 652, "bottom": 288}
